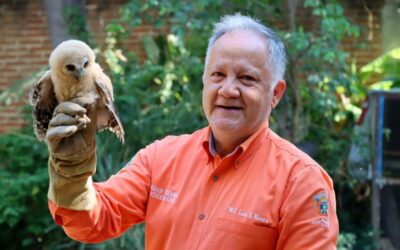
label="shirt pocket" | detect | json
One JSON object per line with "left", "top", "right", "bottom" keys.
{"left": 209, "top": 217, "right": 278, "bottom": 250}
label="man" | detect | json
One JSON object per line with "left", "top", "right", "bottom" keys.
{"left": 46, "top": 14, "right": 339, "bottom": 249}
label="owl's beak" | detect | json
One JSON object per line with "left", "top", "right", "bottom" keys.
{"left": 74, "top": 68, "right": 85, "bottom": 80}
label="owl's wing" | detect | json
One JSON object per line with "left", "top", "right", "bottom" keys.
{"left": 29, "top": 70, "right": 57, "bottom": 141}
{"left": 94, "top": 64, "right": 125, "bottom": 144}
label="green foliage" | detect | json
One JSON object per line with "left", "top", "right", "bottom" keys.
{"left": 97, "top": 33, "right": 206, "bottom": 167}
{"left": 280, "top": 0, "right": 362, "bottom": 141}
{"left": 338, "top": 232, "right": 357, "bottom": 250}
{"left": 0, "top": 110, "right": 68, "bottom": 249}
{"left": 63, "top": 3, "right": 94, "bottom": 47}
{"left": 359, "top": 47, "right": 400, "bottom": 90}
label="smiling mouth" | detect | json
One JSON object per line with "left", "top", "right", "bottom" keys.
{"left": 216, "top": 105, "right": 242, "bottom": 110}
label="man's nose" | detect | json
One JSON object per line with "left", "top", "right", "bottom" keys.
{"left": 217, "top": 77, "right": 240, "bottom": 98}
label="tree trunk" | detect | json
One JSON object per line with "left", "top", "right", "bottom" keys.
{"left": 282, "top": 0, "right": 303, "bottom": 143}
{"left": 44, "top": 0, "right": 85, "bottom": 48}
{"left": 286, "top": 0, "right": 298, "bottom": 32}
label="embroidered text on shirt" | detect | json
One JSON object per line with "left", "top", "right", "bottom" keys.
{"left": 227, "top": 206, "right": 269, "bottom": 224}
{"left": 150, "top": 184, "right": 178, "bottom": 204}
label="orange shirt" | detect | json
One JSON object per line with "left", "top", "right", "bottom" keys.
{"left": 49, "top": 123, "right": 339, "bottom": 249}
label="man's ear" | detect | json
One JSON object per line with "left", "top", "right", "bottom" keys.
{"left": 271, "top": 80, "right": 286, "bottom": 108}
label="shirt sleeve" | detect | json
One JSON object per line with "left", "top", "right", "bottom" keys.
{"left": 48, "top": 144, "right": 154, "bottom": 243}
{"left": 277, "top": 164, "right": 339, "bottom": 250}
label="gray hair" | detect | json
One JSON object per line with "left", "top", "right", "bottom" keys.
{"left": 205, "top": 14, "right": 287, "bottom": 84}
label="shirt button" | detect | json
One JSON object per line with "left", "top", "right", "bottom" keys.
{"left": 213, "top": 175, "right": 219, "bottom": 182}
{"left": 199, "top": 213, "right": 206, "bottom": 220}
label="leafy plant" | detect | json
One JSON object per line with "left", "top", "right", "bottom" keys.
{"left": 0, "top": 109, "right": 68, "bottom": 249}
{"left": 338, "top": 232, "right": 357, "bottom": 250}
{"left": 358, "top": 47, "right": 400, "bottom": 90}
{"left": 63, "top": 3, "right": 94, "bottom": 47}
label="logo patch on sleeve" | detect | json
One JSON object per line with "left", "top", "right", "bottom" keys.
{"left": 313, "top": 192, "right": 328, "bottom": 216}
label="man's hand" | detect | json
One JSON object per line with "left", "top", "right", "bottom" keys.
{"left": 46, "top": 96, "right": 96, "bottom": 160}
{"left": 46, "top": 101, "right": 90, "bottom": 140}
{"left": 46, "top": 96, "right": 98, "bottom": 211}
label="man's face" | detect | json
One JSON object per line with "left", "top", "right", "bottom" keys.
{"left": 202, "top": 29, "right": 285, "bottom": 140}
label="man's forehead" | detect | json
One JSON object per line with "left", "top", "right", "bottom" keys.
{"left": 210, "top": 59, "right": 263, "bottom": 73}
{"left": 213, "top": 29, "right": 267, "bottom": 50}
{"left": 208, "top": 32, "right": 269, "bottom": 70}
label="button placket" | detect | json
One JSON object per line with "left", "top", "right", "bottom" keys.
{"left": 191, "top": 161, "right": 225, "bottom": 249}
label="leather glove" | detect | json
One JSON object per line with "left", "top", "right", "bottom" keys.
{"left": 47, "top": 96, "right": 97, "bottom": 211}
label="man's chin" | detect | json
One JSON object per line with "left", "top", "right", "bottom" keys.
{"left": 210, "top": 120, "right": 242, "bottom": 133}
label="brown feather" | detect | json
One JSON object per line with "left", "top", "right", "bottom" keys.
{"left": 29, "top": 70, "right": 58, "bottom": 141}
{"left": 94, "top": 70, "right": 125, "bottom": 144}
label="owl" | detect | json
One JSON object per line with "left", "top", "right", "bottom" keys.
{"left": 29, "top": 39, "right": 125, "bottom": 143}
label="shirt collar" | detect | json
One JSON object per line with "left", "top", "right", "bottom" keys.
{"left": 201, "top": 121, "right": 269, "bottom": 164}
{"left": 201, "top": 127, "right": 214, "bottom": 162}
{"left": 236, "top": 122, "right": 269, "bottom": 165}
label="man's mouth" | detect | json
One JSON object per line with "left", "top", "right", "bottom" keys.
{"left": 216, "top": 105, "right": 242, "bottom": 110}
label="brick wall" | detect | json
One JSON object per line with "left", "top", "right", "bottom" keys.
{"left": 0, "top": 0, "right": 384, "bottom": 134}
{"left": 342, "top": 0, "right": 384, "bottom": 67}
{"left": 0, "top": 1, "right": 51, "bottom": 133}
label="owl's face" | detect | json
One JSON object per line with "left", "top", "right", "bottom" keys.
{"left": 61, "top": 55, "right": 90, "bottom": 81}
{"left": 49, "top": 40, "right": 95, "bottom": 81}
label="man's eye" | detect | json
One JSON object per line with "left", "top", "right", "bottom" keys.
{"left": 241, "top": 75, "right": 256, "bottom": 81}
{"left": 211, "top": 72, "right": 225, "bottom": 78}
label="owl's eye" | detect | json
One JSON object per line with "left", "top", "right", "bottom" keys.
{"left": 83, "top": 61, "right": 89, "bottom": 68}
{"left": 66, "top": 64, "right": 75, "bottom": 71}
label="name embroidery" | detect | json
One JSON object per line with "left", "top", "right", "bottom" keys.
{"left": 150, "top": 184, "right": 178, "bottom": 204}
{"left": 227, "top": 206, "right": 269, "bottom": 224}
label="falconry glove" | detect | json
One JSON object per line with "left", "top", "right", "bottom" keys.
{"left": 46, "top": 96, "right": 98, "bottom": 211}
